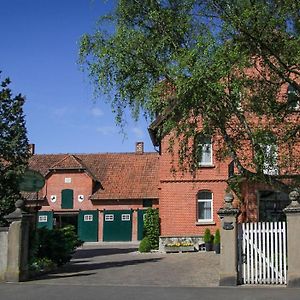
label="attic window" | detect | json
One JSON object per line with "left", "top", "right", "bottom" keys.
{"left": 65, "top": 177, "right": 72, "bottom": 183}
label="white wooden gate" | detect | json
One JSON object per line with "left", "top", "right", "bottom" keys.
{"left": 238, "top": 222, "right": 287, "bottom": 285}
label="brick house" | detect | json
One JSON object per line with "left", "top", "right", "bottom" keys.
{"left": 148, "top": 81, "right": 299, "bottom": 250}
{"left": 25, "top": 143, "right": 159, "bottom": 242}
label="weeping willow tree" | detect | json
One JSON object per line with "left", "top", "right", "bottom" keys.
{"left": 79, "top": 0, "right": 300, "bottom": 195}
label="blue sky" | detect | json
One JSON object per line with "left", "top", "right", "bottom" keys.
{"left": 0, "top": 0, "right": 154, "bottom": 154}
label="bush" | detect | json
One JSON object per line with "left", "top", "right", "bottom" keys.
{"left": 30, "top": 225, "right": 83, "bottom": 267}
{"left": 29, "top": 257, "right": 56, "bottom": 273}
{"left": 139, "top": 236, "right": 151, "bottom": 253}
{"left": 143, "top": 208, "right": 160, "bottom": 250}
{"left": 214, "top": 229, "right": 220, "bottom": 245}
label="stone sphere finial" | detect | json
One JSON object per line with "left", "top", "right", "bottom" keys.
{"left": 224, "top": 193, "right": 234, "bottom": 209}
{"left": 15, "top": 199, "right": 25, "bottom": 209}
{"left": 289, "top": 190, "right": 300, "bottom": 202}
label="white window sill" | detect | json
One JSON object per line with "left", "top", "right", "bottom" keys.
{"left": 198, "top": 164, "right": 215, "bottom": 168}
{"left": 195, "top": 221, "right": 216, "bottom": 226}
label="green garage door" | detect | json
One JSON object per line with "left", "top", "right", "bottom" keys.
{"left": 103, "top": 210, "right": 133, "bottom": 241}
{"left": 37, "top": 211, "right": 53, "bottom": 229}
{"left": 137, "top": 209, "right": 147, "bottom": 240}
{"left": 78, "top": 210, "right": 99, "bottom": 242}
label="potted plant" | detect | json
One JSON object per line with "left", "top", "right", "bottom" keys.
{"left": 214, "top": 229, "right": 221, "bottom": 254}
{"left": 204, "top": 228, "right": 213, "bottom": 251}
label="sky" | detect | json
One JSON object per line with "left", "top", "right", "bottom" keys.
{"left": 0, "top": 0, "right": 155, "bottom": 154}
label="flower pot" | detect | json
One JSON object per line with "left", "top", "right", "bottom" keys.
{"left": 214, "top": 243, "right": 220, "bottom": 254}
{"left": 205, "top": 242, "right": 213, "bottom": 251}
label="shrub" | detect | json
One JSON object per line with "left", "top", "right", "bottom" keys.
{"left": 143, "top": 208, "right": 160, "bottom": 250}
{"left": 139, "top": 236, "right": 151, "bottom": 253}
{"left": 30, "top": 225, "right": 83, "bottom": 266}
{"left": 29, "top": 257, "right": 56, "bottom": 273}
{"left": 214, "top": 229, "right": 220, "bottom": 245}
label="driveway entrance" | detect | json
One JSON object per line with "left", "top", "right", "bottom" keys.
{"left": 31, "top": 243, "right": 220, "bottom": 287}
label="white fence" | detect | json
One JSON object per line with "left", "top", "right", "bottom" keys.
{"left": 238, "top": 222, "right": 287, "bottom": 285}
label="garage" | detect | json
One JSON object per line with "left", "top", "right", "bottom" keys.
{"left": 78, "top": 210, "right": 99, "bottom": 242}
{"left": 37, "top": 211, "right": 54, "bottom": 229}
{"left": 103, "top": 210, "right": 133, "bottom": 241}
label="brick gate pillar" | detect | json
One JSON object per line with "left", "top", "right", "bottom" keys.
{"left": 284, "top": 189, "right": 300, "bottom": 288}
{"left": 217, "top": 193, "right": 240, "bottom": 286}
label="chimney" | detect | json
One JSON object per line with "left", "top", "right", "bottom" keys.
{"left": 29, "top": 144, "right": 35, "bottom": 155}
{"left": 135, "top": 142, "right": 144, "bottom": 154}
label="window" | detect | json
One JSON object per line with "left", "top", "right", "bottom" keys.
{"left": 255, "top": 132, "right": 278, "bottom": 176}
{"left": 262, "top": 143, "right": 278, "bottom": 175}
{"left": 38, "top": 215, "right": 48, "bottom": 223}
{"left": 197, "top": 191, "right": 213, "bottom": 222}
{"left": 105, "top": 214, "right": 114, "bottom": 222}
{"left": 84, "top": 215, "right": 93, "bottom": 222}
{"left": 121, "top": 214, "right": 131, "bottom": 221}
{"left": 195, "top": 134, "right": 213, "bottom": 166}
{"left": 287, "top": 84, "right": 300, "bottom": 110}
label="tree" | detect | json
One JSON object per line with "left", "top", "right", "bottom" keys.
{"left": 79, "top": 0, "right": 300, "bottom": 196}
{"left": 0, "top": 73, "right": 29, "bottom": 225}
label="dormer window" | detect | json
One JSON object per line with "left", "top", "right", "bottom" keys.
{"left": 287, "top": 84, "right": 300, "bottom": 110}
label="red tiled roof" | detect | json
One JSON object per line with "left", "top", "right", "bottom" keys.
{"left": 28, "top": 152, "right": 159, "bottom": 200}
{"left": 50, "top": 154, "right": 86, "bottom": 170}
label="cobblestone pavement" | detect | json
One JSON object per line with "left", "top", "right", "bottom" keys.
{"left": 30, "top": 242, "right": 220, "bottom": 287}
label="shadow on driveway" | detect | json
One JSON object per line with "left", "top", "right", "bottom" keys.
{"left": 36, "top": 257, "right": 163, "bottom": 280}
{"left": 72, "top": 247, "right": 138, "bottom": 259}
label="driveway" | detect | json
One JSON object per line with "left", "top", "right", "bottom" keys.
{"left": 30, "top": 242, "right": 220, "bottom": 287}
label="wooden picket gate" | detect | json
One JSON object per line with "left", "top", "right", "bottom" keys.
{"left": 238, "top": 222, "right": 287, "bottom": 285}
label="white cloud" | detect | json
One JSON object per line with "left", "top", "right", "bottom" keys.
{"left": 90, "top": 107, "right": 104, "bottom": 117}
{"left": 132, "top": 127, "right": 144, "bottom": 139}
{"left": 96, "top": 126, "right": 117, "bottom": 135}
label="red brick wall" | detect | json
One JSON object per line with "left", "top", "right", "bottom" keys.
{"left": 40, "top": 171, "right": 94, "bottom": 211}
{"left": 159, "top": 135, "right": 230, "bottom": 236}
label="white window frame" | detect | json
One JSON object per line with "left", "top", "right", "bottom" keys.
{"left": 195, "top": 135, "right": 213, "bottom": 166}
{"left": 38, "top": 215, "right": 48, "bottom": 223}
{"left": 197, "top": 191, "right": 213, "bottom": 222}
{"left": 84, "top": 215, "right": 93, "bottom": 222}
{"left": 105, "top": 214, "right": 114, "bottom": 222}
{"left": 121, "top": 214, "right": 131, "bottom": 221}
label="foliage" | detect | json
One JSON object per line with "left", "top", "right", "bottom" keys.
{"left": 143, "top": 208, "right": 160, "bottom": 250}
{"left": 79, "top": 0, "right": 300, "bottom": 195}
{"left": 30, "top": 225, "right": 83, "bottom": 266}
{"left": 138, "top": 236, "right": 151, "bottom": 253}
{"left": 29, "top": 257, "right": 56, "bottom": 273}
{"left": 213, "top": 229, "right": 220, "bottom": 245}
{"left": 204, "top": 228, "right": 213, "bottom": 243}
{"left": 0, "top": 73, "right": 29, "bottom": 225}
